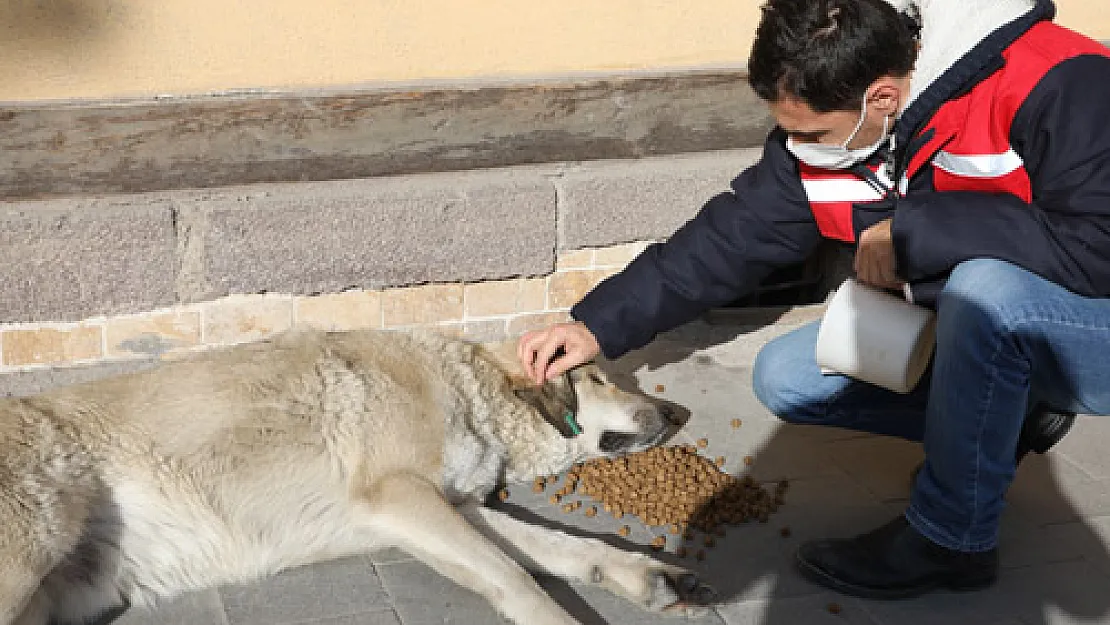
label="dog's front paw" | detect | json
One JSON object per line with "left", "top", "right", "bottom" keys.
{"left": 594, "top": 559, "right": 716, "bottom": 617}
{"left": 647, "top": 567, "right": 717, "bottom": 617}
{"left": 652, "top": 568, "right": 714, "bottom": 617}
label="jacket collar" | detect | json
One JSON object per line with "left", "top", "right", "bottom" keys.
{"left": 891, "top": 0, "right": 1055, "bottom": 175}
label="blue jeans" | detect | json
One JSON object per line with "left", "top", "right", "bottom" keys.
{"left": 752, "top": 259, "right": 1110, "bottom": 552}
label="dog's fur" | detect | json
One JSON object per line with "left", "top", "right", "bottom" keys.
{"left": 0, "top": 328, "right": 712, "bottom": 625}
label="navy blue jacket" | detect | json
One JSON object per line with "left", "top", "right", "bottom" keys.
{"left": 572, "top": 1, "right": 1110, "bottom": 359}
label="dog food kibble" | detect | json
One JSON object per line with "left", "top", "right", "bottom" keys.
{"left": 533, "top": 483, "right": 545, "bottom": 493}
{"left": 827, "top": 603, "right": 842, "bottom": 615}
{"left": 655, "top": 384, "right": 666, "bottom": 393}
{"left": 696, "top": 438, "right": 709, "bottom": 448}
{"left": 743, "top": 455, "right": 755, "bottom": 466}
{"left": 651, "top": 536, "right": 667, "bottom": 551}
{"left": 565, "top": 445, "right": 786, "bottom": 536}
{"left": 585, "top": 506, "right": 597, "bottom": 518}
{"left": 618, "top": 525, "right": 631, "bottom": 537}
{"left": 498, "top": 489, "right": 509, "bottom": 501}
{"left": 730, "top": 418, "right": 743, "bottom": 428}
{"left": 562, "top": 503, "right": 574, "bottom": 513}
{"left": 549, "top": 495, "right": 560, "bottom": 504}
{"left": 715, "top": 456, "right": 726, "bottom": 467}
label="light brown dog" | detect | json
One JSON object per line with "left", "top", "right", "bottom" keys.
{"left": 0, "top": 328, "right": 713, "bottom": 625}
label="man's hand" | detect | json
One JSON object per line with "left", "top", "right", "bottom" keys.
{"left": 517, "top": 322, "right": 601, "bottom": 385}
{"left": 854, "top": 218, "right": 904, "bottom": 290}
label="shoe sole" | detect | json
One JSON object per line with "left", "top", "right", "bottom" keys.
{"left": 794, "top": 552, "right": 996, "bottom": 600}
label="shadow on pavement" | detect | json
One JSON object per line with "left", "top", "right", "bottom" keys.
{"left": 577, "top": 320, "right": 1110, "bottom": 624}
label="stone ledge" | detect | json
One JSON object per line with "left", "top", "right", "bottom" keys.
{"left": 0, "top": 70, "right": 771, "bottom": 200}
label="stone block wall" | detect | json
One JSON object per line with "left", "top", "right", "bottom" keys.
{"left": 0, "top": 72, "right": 787, "bottom": 376}
{"left": 0, "top": 241, "right": 649, "bottom": 372}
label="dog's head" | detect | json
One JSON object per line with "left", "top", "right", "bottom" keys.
{"left": 514, "top": 363, "right": 679, "bottom": 457}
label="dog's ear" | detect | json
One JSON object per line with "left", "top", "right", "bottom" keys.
{"left": 513, "top": 377, "right": 579, "bottom": 438}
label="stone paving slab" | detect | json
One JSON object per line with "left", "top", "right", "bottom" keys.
{"left": 217, "top": 557, "right": 392, "bottom": 625}
{"left": 4, "top": 320, "right": 1110, "bottom": 624}
{"left": 854, "top": 559, "right": 1110, "bottom": 625}
{"left": 1053, "top": 417, "right": 1110, "bottom": 480}
{"left": 375, "top": 559, "right": 503, "bottom": 625}
{"left": 715, "top": 593, "right": 879, "bottom": 625}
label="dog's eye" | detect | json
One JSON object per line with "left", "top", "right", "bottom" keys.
{"left": 588, "top": 373, "right": 605, "bottom": 385}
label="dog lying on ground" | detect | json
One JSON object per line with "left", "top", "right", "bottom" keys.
{"left": 0, "top": 328, "right": 715, "bottom": 625}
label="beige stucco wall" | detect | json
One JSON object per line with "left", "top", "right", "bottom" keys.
{"left": 1, "top": 1, "right": 1107, "bottom": 102}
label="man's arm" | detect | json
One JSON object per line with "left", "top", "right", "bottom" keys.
{"left": 571, "top": 129, "right": 823, "bottom": 359}
{"left": 892, "top": 54, "right": 1110, "bottom": 301}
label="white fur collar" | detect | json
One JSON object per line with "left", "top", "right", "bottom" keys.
{"left": 887, "top": 0, "right": 1037, "bottom": 108}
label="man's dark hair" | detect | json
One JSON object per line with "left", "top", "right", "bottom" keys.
{"left": 748, "top": 0, "right": 918, "bottom": 113}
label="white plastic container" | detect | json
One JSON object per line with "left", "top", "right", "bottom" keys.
{"left": 815, "top": 278, "right": 937, "bottom": 394}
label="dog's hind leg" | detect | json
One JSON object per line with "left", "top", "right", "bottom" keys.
{"left": 358, "top": 472, "right": 581, "bottom": 625}
{"left": 462, "top": 506, "right": 715, "bottom": 617}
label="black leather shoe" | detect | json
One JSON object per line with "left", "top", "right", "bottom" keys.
{"left": 1015, "top": 404, "right": 1076, "bottom": 460}
{"left": 796, "top": 516, "right": 998, "bottom": 599}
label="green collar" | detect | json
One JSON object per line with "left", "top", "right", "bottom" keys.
{"left": 563, "top": 411, "right": 582, "bottom": 436}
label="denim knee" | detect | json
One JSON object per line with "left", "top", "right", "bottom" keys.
{"left": 936, "top": 258, "right": 1030, "bottom": 329}
{"left": 752, "top": 340, "right": 795, "bottom": 420}
{"left": 752, "top": 322, "right": 825, "bottom": 423}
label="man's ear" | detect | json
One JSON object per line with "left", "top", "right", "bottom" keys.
{"left": 868, "top": 77, "right": 907, "bottom": 117}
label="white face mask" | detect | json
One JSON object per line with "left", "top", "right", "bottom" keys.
{"left": 786, "top": 98, "right": 890, "bottom": 170}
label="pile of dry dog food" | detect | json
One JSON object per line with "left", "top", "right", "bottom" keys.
{"left": 510, "top": 436, "right": 789, "bottom": 559}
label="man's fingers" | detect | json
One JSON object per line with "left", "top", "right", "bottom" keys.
{"left": 518, "top": 328, "right": 568, "bottom": 384}
{"left": 856, "top": 248, "right": 875, "bottom": 286}
{"left": 517, "top": 331, "right": 545, "bottom": 382}
{"left": 870, "top": 253, "right": 885, "bottom": 287}
{"left": 545, "top": 352, "right": 574, "bottom": 381}
{"left": 546, "top": 343, "right": 594, "bottom": 382}
{"left": 517, "top": 322, "right": 600, "bottom": 385}
{"left": 877, "top": 251, "right": 900, "bottom": 289}
{"left": 517, "top": 331, "right": 535, "bottom": 366}
{"left": 533, "top": 338, "right": 564, "bottom": 385}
